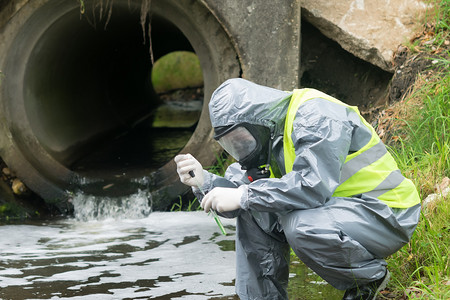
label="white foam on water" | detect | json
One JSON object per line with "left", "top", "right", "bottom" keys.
{"left": 70, "top": 189, "right": 152, "bottom": 221}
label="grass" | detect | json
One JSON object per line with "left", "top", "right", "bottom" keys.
{"left": 379, "top": 1, "right": 450, "bottom": 296}
{"left": 407, "top": 0, "right": 450, "bottom": 54}
{"left": 386, "top": 201, "right": 449, "bottom": 299}
{"left": 170, "top": 195, "right": 200, "bottom": 212}
{"left": 383, "top": 62, "right": 450, "bottom": 298}
{"left": 387, "top": 67, "right": 450, "bottom": 196}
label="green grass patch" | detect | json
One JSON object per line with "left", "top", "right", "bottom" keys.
{"left": 383, "top": 48, "right": 449, "bottom": 299}
{"left": 387, "top": 199, "right": 450, "bottom": 299}
{"left": 387, "top": 68, "right": 450, "bottom": 197}
{"left": 408, "top": 0, "right": 450, "bottom": 54}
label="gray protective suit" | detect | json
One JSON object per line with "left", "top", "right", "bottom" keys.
{"left": 195, "top": 78, "right": 420, "bottom": 300}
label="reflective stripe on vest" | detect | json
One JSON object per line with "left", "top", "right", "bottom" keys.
{"left": 283, "top": 89, "right": 420, "bottom": 208}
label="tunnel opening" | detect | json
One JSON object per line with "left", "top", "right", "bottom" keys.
{"left": 0, "top": 0, "right": 241, "bottom": 210}
{"left": 24, "top": 4, "right": 199, "bottom": 180}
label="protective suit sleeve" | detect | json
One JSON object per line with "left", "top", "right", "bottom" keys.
{"left": 242, "top": 100, "right": 354, "bottom": 212}
{"left": 192, "top": 162, "right": 249, "bottom": 218}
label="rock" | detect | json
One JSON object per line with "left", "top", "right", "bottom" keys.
{"left": 2, "top": 167, "right": 10, "bottom": 176}
{"left": 302, "top": 0, "right": 431, "bottom": 71}
{"left": 422, "top": 177, "right": 450, "bottom": 213}
{"left": 151, "top": 51, "right": 203, "bottom": 94}
{"left": 435, "top": 177, "right": 450, "bottom": 193}
{"left": 12, "top": 178, "right": 27, "bottom": 195}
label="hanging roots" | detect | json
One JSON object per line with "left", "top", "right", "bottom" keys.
{"left": 78, "top": 0, "right": 86, "bottom": 14}
{"left": 140, "top": 0, "right": 154, "bottom": 64}
{"left": 78, "top": 0, "right": 154, "bottom": 64}
{"left": 78, "top": 0, "right": 113, "bottom": 30}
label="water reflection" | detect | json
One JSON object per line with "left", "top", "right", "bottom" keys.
{"left": 288, "top": 256, "right": 344, "bottom": 300}
{"left": 0, "top": 212, "right": 237, "bottom": 299}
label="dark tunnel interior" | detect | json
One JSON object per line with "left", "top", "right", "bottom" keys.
{"left": 23, "top": 4, "right": 199, "bottom": 179}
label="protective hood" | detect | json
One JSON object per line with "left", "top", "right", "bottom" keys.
{"left": 208, "top": 78, "right": 292, "bottom": 136}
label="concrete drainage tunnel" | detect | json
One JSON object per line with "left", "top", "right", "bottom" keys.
{"left": 0, "top": 0, "right": 393, "bottom": 214}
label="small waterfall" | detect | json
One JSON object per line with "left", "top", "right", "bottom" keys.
{"left": 70, "top": 189, "right": 152, "bottom": 221}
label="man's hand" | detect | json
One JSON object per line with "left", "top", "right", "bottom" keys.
{"left": 174, "top": 154, "right": 204, "bottom": 187}
{"left": 201, "top": 186, "right": 244, "bottom": 213}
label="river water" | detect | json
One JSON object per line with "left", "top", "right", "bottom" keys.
{"left": 0, "top": 191, "right": 342, "bottom": 300}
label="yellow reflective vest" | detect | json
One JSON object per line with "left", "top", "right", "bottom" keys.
{"left": 283, "top": 89, "right": 420, "bottom": 208}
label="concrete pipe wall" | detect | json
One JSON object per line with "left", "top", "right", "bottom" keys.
{"left": 0, "top": 0, "right": 302, "bottom": 211}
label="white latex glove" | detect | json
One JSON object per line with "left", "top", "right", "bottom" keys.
{"left": 201, "top": 186, "right": 244, "bottom": 213}
{"left": 174, "top": 153, "right": 204, "bottom": 187}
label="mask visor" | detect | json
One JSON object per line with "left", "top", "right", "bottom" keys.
{"left": 217, "top": 126, "right": 257, "bottom": 161}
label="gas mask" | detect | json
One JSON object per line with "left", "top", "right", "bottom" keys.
{"left": 214, "top": 123, "right": 273, "bottom": 182}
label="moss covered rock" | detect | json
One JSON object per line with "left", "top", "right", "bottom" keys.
{"left": 151, "top": 51, "right": 203, "bottom": 93}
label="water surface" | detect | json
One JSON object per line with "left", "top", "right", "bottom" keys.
{"left": 0, "top": 211, "right": 237, "bottom": 299}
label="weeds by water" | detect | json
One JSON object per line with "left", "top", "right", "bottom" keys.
{"left": 206, "top": 152, "right": 234, "bottom": 177}
{"left": 170, "top": 195, "right": 201, "bottom": 212}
